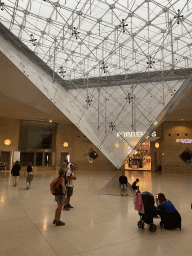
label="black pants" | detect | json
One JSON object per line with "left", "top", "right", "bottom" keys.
{"left": 157, "top": 209, "right": 181, "bottom": 229}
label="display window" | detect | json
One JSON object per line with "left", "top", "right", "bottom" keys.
{"left": 125, "top": 141, "right": 151, "bottom": 170}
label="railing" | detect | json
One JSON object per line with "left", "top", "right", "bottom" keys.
{"left": 0, "top": 162, "right": 8, "bottom": 178}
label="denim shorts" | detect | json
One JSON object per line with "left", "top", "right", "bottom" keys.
{"left": 55, "top": 195, "right": 65, "bottom": 202}
{"left": 121, "top": 184, "right": 127, "bottom": 189}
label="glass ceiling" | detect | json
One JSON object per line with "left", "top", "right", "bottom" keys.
{"left": 0, "top": 0, "right": 192, "bottom": 168}
{"left": 1, "top": 0, "right": 192, "bottom": 79}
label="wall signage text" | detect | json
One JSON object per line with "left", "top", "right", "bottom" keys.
{"left": 117, "top": 132, "right": 144, "bottom": 138}
{"left": 176, "top": 139, "right": 192, "bottom": 144}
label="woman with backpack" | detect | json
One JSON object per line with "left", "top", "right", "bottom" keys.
{"left": 52, "top": 169, "right": 66, "bottom": 226}
{"left": 24, "top": 162, "right": 34, "bottom": 190}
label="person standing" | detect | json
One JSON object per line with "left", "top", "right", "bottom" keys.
{"left": 63, "top": 164, "right": 76, "bottom": 211}
{"left": 11, "top": 161, "right": 21, "bottom": 187}
{"left": 119, "top": 172, "right": 128, "bottom": 196}
{"left": 63, "top": 159, "right": 69, "bottom": 186}
{"left": 53, "top": 169, "right": 66, "bottom": 226}
{"left": 24, "top": 162, "right": 34, "bottom": 190}
{"left": 62, "top": 159, "right": 68, "bottom": 169}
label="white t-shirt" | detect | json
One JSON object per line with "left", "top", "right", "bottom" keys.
{"left": 66, "top": 169, "right": 74, "bottom": 187}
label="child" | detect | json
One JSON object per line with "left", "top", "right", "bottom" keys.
{"left": 132, "top": 178, "right": 139, "bottom": 190}
{"left": 119, "top": 172, "right": 128, "bottom": 196}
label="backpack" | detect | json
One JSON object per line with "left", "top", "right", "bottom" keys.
{"left": 50, "top": 177, "right": 60, "bottom": 195}
{"left": 27, "top": 172, "right": 33, "bottom": 181}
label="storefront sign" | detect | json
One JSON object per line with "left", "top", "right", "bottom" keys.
{"left": 117, "top": 130, "right": 158, "bottom": 139}
{"left": 176, "top": 139, "right": 192, "bottom": 144}
{"left": 117, "top": 132, "right": 144, "bottom": 138}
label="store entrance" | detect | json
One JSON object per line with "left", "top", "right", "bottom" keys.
{"left": 125, "top": 141, "right": 151, "bottom": 171}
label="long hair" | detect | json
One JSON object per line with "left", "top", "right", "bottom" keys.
{"left": 158, "top": 193, "right": 167, "bottom": 204}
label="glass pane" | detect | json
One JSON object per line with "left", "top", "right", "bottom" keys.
{"left": 20, "top": 153, "right": 34, "bottom": 166}
{"left": 36, "top": 153, "right": 43, "bottom": 166}
{"left": 19, "top": 121, "right": 56, "bottom": 151}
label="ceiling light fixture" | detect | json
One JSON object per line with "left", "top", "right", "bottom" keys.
{"left": 63, "top": 142, "right": 68, "bottom": 148}
{"left": 4, "top": 139, "right": 11, "bottom": 146}
{"left": 155, "top": 142, "right": 159, "bottom": 148}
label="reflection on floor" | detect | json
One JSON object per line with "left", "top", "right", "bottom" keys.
{"left": 99, "top": 173, "right": 135, "bottom": 197}
{"left": 125, "top": 162, "right": 151, "bottom": 171}
{"left": 0, "top": 169, "right": 192, "bottom": 256}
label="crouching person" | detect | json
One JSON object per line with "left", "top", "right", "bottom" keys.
{"left": 156, "top": 193, "right": 181, "bottom": 229}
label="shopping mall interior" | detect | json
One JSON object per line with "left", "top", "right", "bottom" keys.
{"left": 1, "top": 1, "right": 192, "bottom": 255}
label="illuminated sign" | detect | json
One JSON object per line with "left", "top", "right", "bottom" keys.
{"left": 176, "top": 139, "right": 192, "bottom": 144}
{"left": 117, "top": 130, "right": 157, "bottom": 139}
{"left": 117, "top": 132, "right": 144, "bottom": 138}
{"left": 128, "top": 146, "right": 133, "bottom": 154}
{"left": 151, "top": 131, "right": 157, "bottom": 137}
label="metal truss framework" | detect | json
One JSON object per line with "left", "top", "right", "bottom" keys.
{"left": 1, "top": 0, "right": 192, "bottom": 168}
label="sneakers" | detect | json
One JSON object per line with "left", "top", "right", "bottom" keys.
{"left": 53, "top": 219, "right": 56, "bottom": 224}
{"left": 67, "top": 204, "right": 74, "bottom": 208}
{"left": 63, "top": 205, "right": 70, "bottom": 211}
{"left": 56, "top": 221, "right": 65, "bottom": 226}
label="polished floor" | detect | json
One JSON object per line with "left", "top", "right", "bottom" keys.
{"left": 0, "top": 169, "right": 192, "bottom": 256}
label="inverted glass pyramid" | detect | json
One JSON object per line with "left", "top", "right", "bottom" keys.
{"left": 0, "top": 0, "right": 192, "bottom": 168}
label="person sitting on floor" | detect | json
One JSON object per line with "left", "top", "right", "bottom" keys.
{"left": 119, "top": 172, "right": 128, "bottom": 196}
{"left": 132, "top": 178, "right": 139, "bottom": 190}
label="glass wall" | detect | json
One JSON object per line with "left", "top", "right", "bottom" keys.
{"left": 19, "top": 120, "right": 56, "bottom": 166}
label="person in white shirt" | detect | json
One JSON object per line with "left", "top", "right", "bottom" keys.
{"left": 63, "top": 164, "right": 76, "bottom": 211}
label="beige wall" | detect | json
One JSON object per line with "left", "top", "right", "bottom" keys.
{"left": 0, "top": 118, "right": 114, "bottom": 171}
{"left": 0, "top": 117, "right": 20, "bottom": 151}
{"left": 56, "top": 123, "right": 114, "bottom": 171}
{"left": 0, "top": 117, "right": 20, "bottom": 169}
{"left": 2, "top": 117, "right": 192, "bottom": 173}
{"left": 151, "top": 121, "right": 192, "bottom": 172}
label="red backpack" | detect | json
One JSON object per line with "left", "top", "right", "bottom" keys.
{"left": 50, "top": 177, "right": 60, "bottom": 195}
